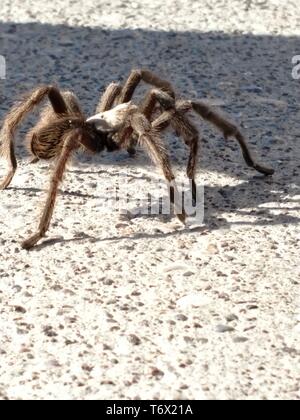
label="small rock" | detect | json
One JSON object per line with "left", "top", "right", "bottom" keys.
{"left": 82, "top": 364, "right": 94, "bottom": 372}
{"left": 216, "top": 324, "right": 235, "bottom": 333}
{"left": 218, "top": 292, "right": 230, "bottom": 300}
{"left": 43, "top": 326, "right": 58, "bottom": 338}
{"left": 183, "top": 270, "right": 195, "bottom": 277}
{"left": 14, "top": 306, "right": 26, "bottom": 314}
{"left": 247, "top": 305, "right": 259, "bottom": 310}
{"left": 103, "top": 279, "right": 114, "bottom": 286}
{"left": 151, "top": 368, "right": 164, "bottom": 379}
{"left": 226, "top": 314, "right": 239, "bottom": 322}
{"left": 176, "top": 314, "right": 188, "bottom": 321}
{"left": 127, "top": 334, "right": 141, "bottom": 346}
{"left": 217, "top": 271, "right": 227, "bottom": 278}
{"left": 233, "top": 337, "right": 249, "bottom": 343}
{"left": 47, "top": 359, "right": 61, "bottom": 368}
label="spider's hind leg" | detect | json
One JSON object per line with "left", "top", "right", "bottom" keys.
{"left": 0, "top": 140, "right": 17, "bottom": 190}
{"left": 191, "top": 101, "right": 274, "bottom": 176}
{"left": 0, "top": 86, "right": 70, "bottom": 190}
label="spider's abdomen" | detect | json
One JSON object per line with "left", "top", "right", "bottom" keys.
{"left": 30, "top": 129, "right": 65, "bottom": 160}
{"left": 29, "top": 118, "right": 81, "bottom": 160}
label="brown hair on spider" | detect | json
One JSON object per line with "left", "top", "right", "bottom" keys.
{"left": 0, "top": 69, "right": 274, "bottom": 250}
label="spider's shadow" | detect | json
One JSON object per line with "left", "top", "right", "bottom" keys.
{"left": 10, "top": 186, "right": 101, "bottom": 200}
{"left": 29, "top": 173, "right": 300, "bottom": 251}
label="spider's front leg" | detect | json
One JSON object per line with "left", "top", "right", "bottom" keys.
{"left": 117, "top": 69, "right": 175, "bottom": 105}
{"left": 151, "top": 108, "right": 200, "bottom": 206}
{"left": 140, "top": 88, "right": 176, "bottom": 120}
{"left": 122, "top": 87, "right": 178, "bottom": 158}
{"left": 140, "top": 90, "right": 201, "bottom": 204}
{"left": 129, "top": 112, "right": 186, "bottom": 224}
{"left": 21, "top": 129, "right": 80, "bottom": 250}
{"left": 96, "top": 82, "right": 122, "bottom": 113}
{"left": 116, "top": 69, "right": 176, "bottom": 155}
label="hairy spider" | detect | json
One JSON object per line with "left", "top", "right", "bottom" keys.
{"left": 0, "top": 69, "right": 274, "bottom": 249}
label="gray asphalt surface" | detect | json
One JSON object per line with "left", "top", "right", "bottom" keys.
{"left": 0, "top": 0, "right": 299, "bottom": 400}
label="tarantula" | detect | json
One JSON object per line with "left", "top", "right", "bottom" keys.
{"left": 0, "top": 69, "right": 274, "bottom": 249}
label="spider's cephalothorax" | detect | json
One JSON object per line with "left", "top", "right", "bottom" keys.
{"left": 0, "top": 69, "right": 274, "bottom": 249}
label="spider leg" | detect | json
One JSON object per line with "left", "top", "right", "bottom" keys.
{"left": 169, "top": 113, "right": 200, "bottom": 205}
{"left": 117, "top": 70, "right": 175, "bottom": 155}
{"left": 0, "top": 86, "right": 69, "bottom": 190}
{"left": 117, "top": 69, "right": 175, "bottom": 105}
{"left": 96, "top": 82, "right": 122, "bottom": 113}
{"left": 152, "top": 108, "right": 200, "bottom": 205}
{"left": 141, "top": 92, "right": 200, "bottom": 199}
{"left": 141, "top": 88, "right": 176, "bottom": 119}
{"left": 140, "top": 90, "right": 158, "bottom": 120}
{"left": 139, "top": 89, "right": 200, "bottom": 204}
{"left": 21, "top": 129, "right": 81, "bottom": 250}
{"left": 63, "top": 91, "right": 84, "bottom": 116}
{"left": 123, "top": 87, "right": 178, "bottom": 157}
{"left": 191, "top": 101, "right": 275, "bottom": 176}
{"left": 0, "top": 139, "right": 18, "bottom": 190}
{"left": 129, "top": 112, "right": 186, "bottom": 223}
